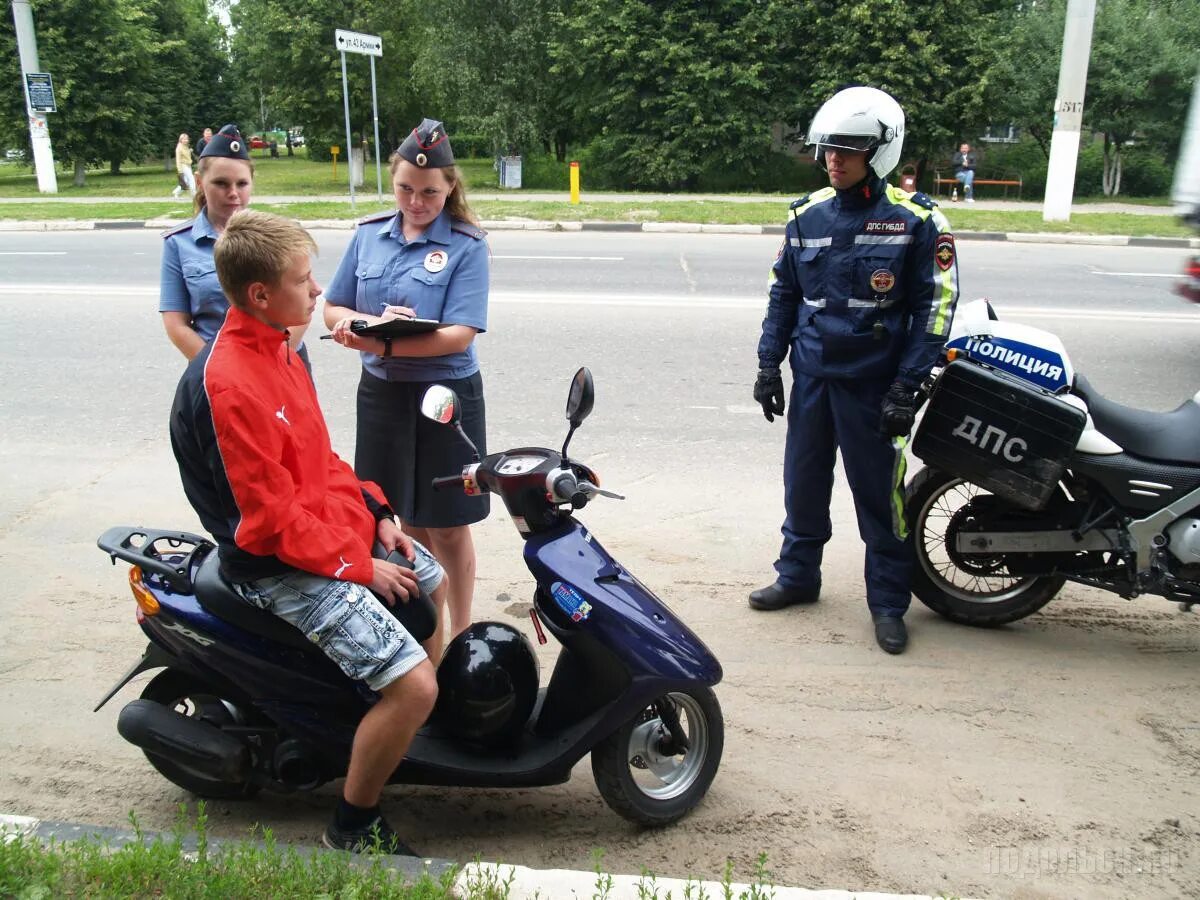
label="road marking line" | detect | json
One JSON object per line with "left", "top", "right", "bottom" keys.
{"left": 1093, "top": 271, "right": 1180, "bottom": 278}
{"left": 492, "top": 255, "right": 624, "bottom": 261}
{"left": 0, "top": 251, "right": 66, "bottom": 255}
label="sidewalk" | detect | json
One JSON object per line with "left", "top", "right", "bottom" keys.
{"left": 0, "top": 812, "right": 968, "bottom": 900}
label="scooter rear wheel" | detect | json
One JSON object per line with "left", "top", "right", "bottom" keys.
{"left": 140, "top": 669, "right": 260, "bottom": 800}
{"left": 591, "top": 687, "right": 723, "bottom": 826}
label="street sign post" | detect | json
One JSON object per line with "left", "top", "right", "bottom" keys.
{"left": 334, "top": 28, "right": 385, "bottom": 209}
{"left": 24, "top": 72, "right": 55, "bottom": 113}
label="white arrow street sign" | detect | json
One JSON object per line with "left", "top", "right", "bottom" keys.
{"left": 334, "top": 29, "right": 382, "bottom": 57}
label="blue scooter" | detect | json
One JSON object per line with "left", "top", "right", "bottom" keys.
{"left": 94, "top": 368, "right": 724, "bottom": 826}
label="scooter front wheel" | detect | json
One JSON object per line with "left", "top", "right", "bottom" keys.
{"left": 140, "top": 669, "right": 260, "bottom": 800}
{"left": 591, "top": 687, "right": 723, "bottom": 826}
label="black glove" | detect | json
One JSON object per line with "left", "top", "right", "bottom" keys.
{"left": 880, "top": 382, "right": 917, "bottom": 437}
{"left": 753, "top": 368, "right": 786, "bottom": 422}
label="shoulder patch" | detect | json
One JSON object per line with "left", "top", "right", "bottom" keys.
{"left": 161, "top": 220, "right": 193, "bottom": 239}
{"left": 909, "top": 191, "right": 936, "bottom": 210}
{"left": 357, "top": 210, "right": 395, "bottom": 226}
{"left": 451, "top": 221, "right": 486, "bottom": 240}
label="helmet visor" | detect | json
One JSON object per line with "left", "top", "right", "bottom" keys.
{"left": 810, "top": 132, "right": 878, "bottom": 153}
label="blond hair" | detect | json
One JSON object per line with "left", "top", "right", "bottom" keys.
{"left": 388, "top": 153, "right": 480, "bottom": 227}
{"left": 214, "top": 210, "right": 316, "bottom": 308}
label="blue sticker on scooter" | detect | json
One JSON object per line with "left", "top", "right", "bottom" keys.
{"left": 551, "top": 581, "right": 592, "bottom": 622}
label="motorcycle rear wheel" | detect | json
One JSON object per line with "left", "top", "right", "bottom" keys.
{"left": 591, "top": 687, "right": 723, "bottom": 827}
{"left": 907, "top": 467, "right": 1065, "bottom": 627}
{"left": 139, "top": 669, "right": 260, "bottom": 800}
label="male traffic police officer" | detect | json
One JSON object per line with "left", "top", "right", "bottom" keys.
{"left": 751, "top": 86, "right": 959, "bottom": 654}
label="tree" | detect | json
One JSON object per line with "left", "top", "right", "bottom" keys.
{"left": 988, "top": 0, "right": 1200, "bottom": 196}
{"left": 551, "top": 0, "right": 781, "bottom": 189}
{"left": 411, "top": 0, "right": 575, "bottom": 160}
{"left": 0, "top": 0, "right": 228, "bottom": 184}
{"left": 766, "top": 0, "right": 1014, "bottom": 182}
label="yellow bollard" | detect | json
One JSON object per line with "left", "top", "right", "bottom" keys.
{"left": 331, "top": 145, "right": 340, "bottom": 180}
{"left": 569, "top": 160, "right": 580, "bottom": 204}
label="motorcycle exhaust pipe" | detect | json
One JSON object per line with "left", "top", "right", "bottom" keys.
{"left": 117, "top": 699, "right": 249, "bottom": 784}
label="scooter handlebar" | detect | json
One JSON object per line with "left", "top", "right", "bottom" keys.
{"left": 431, "top": 474, "right": 465, "bottom": 491}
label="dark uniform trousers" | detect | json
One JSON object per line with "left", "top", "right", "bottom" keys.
{"left": 779, "top": 370, "right": 912, "bottom": 617}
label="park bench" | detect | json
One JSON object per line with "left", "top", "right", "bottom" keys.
{"left": 933, "top": 169, "right": 1023, "bottom": 199}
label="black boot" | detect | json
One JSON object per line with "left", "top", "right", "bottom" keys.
{"left": 872, "top": 614, "right": 908, "bottom": 654}
{"left": 748, "top": 580, "right": 820, "bottom": 611}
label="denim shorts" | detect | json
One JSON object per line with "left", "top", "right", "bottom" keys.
{"left": 236, "top": 542, "right": 443, "bottom": 691}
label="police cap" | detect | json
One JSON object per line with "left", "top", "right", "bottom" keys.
{"left": 396, "top": 118, "right": 454, "bottom": 168}
{"left": 200, "top": 123, "right": 251, "bottom": 161}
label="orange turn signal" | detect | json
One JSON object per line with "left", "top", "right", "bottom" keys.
{"left": 946, "top": 348, "right": 959, "bottom": 362}
{"left": 128, "top": 566, "right": 160, "bottom": 616}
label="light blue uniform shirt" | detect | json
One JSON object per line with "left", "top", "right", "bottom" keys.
{"left": 159, "top": 209, "right": 227, "bottom": 343}
{"left": 325, "top": 209, "right": 489, "bottom": 382}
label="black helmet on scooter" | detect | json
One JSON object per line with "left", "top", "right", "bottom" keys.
{"left": 434, "top": 622, "right": 540, "bottom": 745}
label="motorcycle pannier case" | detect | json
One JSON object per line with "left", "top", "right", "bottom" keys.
{"left": 913, "top": 360, "right": 1086, "bottom": 511}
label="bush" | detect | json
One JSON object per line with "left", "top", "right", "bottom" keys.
{"left": 451, "top": 134, "right": 492, "bottom": 159}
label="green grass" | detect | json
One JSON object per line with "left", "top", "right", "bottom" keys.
{"left": 0, "top": 197, "right": 1190, "bottom": 238}
{"left": 0, "top": 156, "right": 1191, "bottom": 236}
{"left": 0, "top": 805, "right": 785, "bottom": 900}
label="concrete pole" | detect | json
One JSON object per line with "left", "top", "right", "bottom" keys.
{"left": 11, "top": 0, "right": 57, "bottom": 193}
{"left": 339, "top": 50, "right": 356, "bottom": 211}
{"left": 1043, "top": 0, "right": 1096, "bottom": 222}
{"left": 369, "top": 55, "right": 382, "bottom": 200}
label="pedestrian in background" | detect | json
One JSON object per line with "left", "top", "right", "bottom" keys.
{"left": 160, "top": 124, "right": 310, "bottom": 365}
{"left": 953, "top": 142, "right": 977, "bottom": 202}
{"left": 751, "top": 86, "right": 960, "bottom": 655}
{"left": 171, "top": 132, "right": 195, "bottom": 200}
{"left": 195, "top": 126, "right": 213, "bottom": 159}
{"left": 323, "top": 118, "right": 490, "bottom": 662}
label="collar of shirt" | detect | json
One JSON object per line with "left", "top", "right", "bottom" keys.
{"left": 835, "top": 174, "right": 886, "bottom": 211}
{"left": 189, "top": 207, "right": 219, "bottom": 243}
{"left": 380, "top": 208, "right": 453, "bottom": 246}
{"left": 223, "top": 304, "right": 290, "bottom": 355}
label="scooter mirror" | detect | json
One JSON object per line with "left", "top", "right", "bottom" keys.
{"left": 420, "top": 385, "right": 460, "bottom": 426}
{"left": 565, "top": 367, "right": 594, "bottom": 427}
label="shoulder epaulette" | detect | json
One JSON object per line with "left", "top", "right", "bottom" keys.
{"left": 451, "top": 221, "right": 486, "bottom": 240}
{"left": 789, "top": 193, "right": 811, "bottom": 211}
{"left": 357, "top": 210, "right": 395, "bottom": 226}
{"left": 909, "top": 191, "right": 936, "bottom": 210}
{"left": 160, "top": 220, "right": 193, "bottom": 239}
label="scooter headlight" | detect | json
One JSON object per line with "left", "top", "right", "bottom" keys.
{"left": 128, "top": 566, "right": 160, "bottom": 616}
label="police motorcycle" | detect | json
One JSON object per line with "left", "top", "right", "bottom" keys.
{"left": 905, "top": 298, "right": 1200, "bottom": 626}
{"left": 94, "top": 368, "right": 724, "bottom": 826}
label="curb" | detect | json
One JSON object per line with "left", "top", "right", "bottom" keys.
{"left": 1, "top": 813, "right": 965, "bottom": 900}
{"left": 0, "top": 217, "right": 1196, "bottom": 248}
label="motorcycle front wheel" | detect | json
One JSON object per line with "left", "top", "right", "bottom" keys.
{"left": 139, "top": 669, "right": 261, "bottom": 800}
{"left": 907, "top": 466, "right": 1065, "bottom": 627}
{"left": 590, "top": 687, "right": 723, "bottom": 827}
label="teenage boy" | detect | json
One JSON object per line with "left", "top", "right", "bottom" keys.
{"left": 169, "top": 209, "right": 443, "bottom": 854}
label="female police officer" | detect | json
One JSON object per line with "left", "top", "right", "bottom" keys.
{"left": 323, "top": 118, "right": 489, "bottom": 662}
{"left": 750, "top": 87, "right": 959, "bottom": 655}
{"left": 159, "top": 123, "right": 309, "bottom": 362}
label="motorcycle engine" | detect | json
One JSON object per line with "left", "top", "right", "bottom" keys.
{"left": 1166, "top": 517, "right": 1200, "bottom": 565}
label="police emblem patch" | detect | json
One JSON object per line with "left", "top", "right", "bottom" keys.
{"left": 870, "top": 269, "right": 896, "bottom": 293}
{"left": 935, "top": 234, "right": 956, "bottom": 272}
{"left": 424, "top": 250, "right": 447, "bottom": 273}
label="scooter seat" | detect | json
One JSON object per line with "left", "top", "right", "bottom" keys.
{"left": 193, "top": 551, "right": 316, "bottom": 652}
{"left": 1074, "top": 374, "right": 1200, "bottom": 465}
{"left": 192, "top": 548, "right": 438, "bottom": 648}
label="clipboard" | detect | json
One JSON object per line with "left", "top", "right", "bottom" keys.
{"left": 349, "top": 317, "right": 448, "bottom": 337}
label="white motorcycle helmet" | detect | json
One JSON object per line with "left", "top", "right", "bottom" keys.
{"left": 808, "top": 86, "right": 905, "bottom": 179}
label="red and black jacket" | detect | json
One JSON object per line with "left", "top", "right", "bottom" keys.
{"left": 170, "top": 306, "right": 392, "bottom": 584}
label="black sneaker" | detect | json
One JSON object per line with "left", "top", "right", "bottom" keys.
{"left": 322, "top": 814, "right": 416, "bottom": 856}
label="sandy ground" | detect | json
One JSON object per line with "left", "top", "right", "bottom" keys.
{"left": 1, "top": 445, "right": 1196, "bottom": 900}
{"left": 0, "top": 290, "right": 1196, "bottom": 898}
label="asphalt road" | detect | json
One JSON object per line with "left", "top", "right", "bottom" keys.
{"left": 1, "top": 231, "right": 1198, "bottom": 896}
